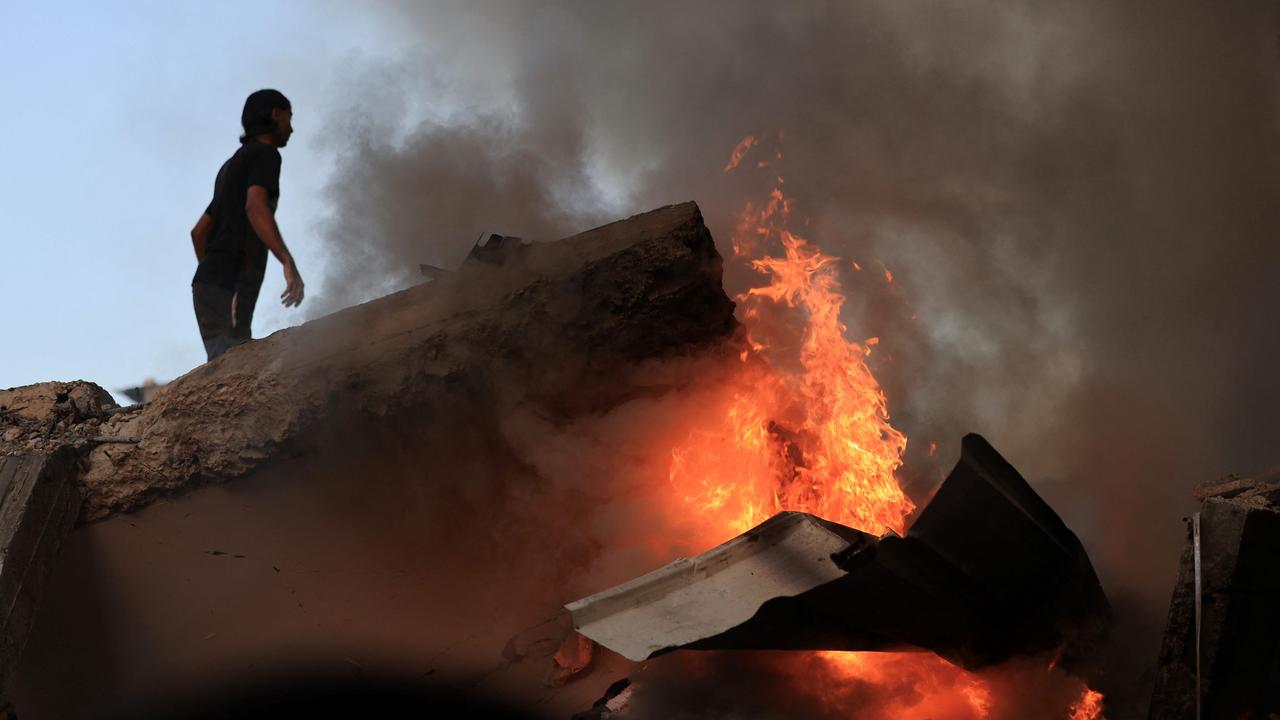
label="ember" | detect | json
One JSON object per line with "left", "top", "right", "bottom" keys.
{"left": 1070, "top": 688, "right": 1105, "bottom": 720}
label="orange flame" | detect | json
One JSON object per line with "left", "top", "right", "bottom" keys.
{"left": 1069, "top": 688, "right": 1105, "bottom": 720}
{"left": 723, "top": 134, "right": 760, "bottom": 172}
{"left": 660, "top": 135, "right": 1105, "bottom": 718}
{"left": 821, "top": 652, "right": 994, "bottom": 717}
{"left": 669, "top": 178, "right": 911, "bottom": 538}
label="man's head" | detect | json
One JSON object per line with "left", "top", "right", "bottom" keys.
{"left": 240, "top": 89, "right": 293, "bottom": 147}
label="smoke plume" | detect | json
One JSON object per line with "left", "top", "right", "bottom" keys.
{"left": 309, "top": 0, "right": 1280, "bottom": 712}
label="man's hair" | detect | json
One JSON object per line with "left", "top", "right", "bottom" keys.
{"left": 240, "top": 89, "right": 291, "bottom": 142}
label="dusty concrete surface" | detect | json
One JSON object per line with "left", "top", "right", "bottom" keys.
{"left": 6, "top": 438, "right": 633, "bottom": 718}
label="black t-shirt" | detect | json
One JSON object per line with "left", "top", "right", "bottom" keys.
{"left": 192, "top": 141, "right": 281, "bottom": 290}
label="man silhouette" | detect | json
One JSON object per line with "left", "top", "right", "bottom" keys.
{"left": 190, "top": 89, "right": 304, "bottom": 361}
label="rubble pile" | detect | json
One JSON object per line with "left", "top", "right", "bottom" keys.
{"left": 3, "top": 202, "right": 735, "bottom": 523}
{"left": 1, "top": 202, "right": 738, "bottom": 717}
{"left": 2, "top": 199, "right": 1273, "bottom": 718}
{"left": 0, "top": 381, "right": 130, "bottom": 455}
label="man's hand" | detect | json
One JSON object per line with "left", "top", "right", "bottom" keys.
{"left": 191, "top": 213, "right": 212, "bottom": 262}
{"left": 281, "top": 260, "right": 304, "bottom": 307}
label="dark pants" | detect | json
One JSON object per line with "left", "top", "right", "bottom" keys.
{"left": 192, "top": 267, "right": 263, "bottom": 361}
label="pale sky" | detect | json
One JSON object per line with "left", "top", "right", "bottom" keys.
{"left": 0, "top": 1, "right": 412, "bottom": 402}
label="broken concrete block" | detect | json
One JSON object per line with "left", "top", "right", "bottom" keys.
{"left": 5, "top": 203, "right": 734, "bottom": 718}
{"left": 0, "top": 382, "right": 121, "bottom": 458}
{"left": 0, "top": 449, "right": 81, "bottom": 689}
{"left": 1148, "top": 492, "right": 1280, "bottom": 718}
{"left": 63, "top": 202, "right": 736, "bottom": 521}
{"left": 567, "top": 434, "right": 1109, "bottom": 672}
{"left": 0, "top": 382, "right": 116, "bottom": 425}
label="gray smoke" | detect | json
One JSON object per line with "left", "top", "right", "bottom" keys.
{"left": 310, "top": 0, "right": 1280, "bottom": 711}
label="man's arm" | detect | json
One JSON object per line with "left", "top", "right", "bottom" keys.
{"left": 190, "top": 213, "right": 213, "bottom": 262}
{"left": 246, "top": 185, "right": 304, "bottom": 307}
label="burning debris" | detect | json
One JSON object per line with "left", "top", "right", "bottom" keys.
{"left": 6, "top": 191, "right": 1268, "bottom": 718}
{"left": 568, "top": 434, "right": 1110, "bottom": 672}
{"left": 2, "top": 197, "right": 1121, "bottom": 718}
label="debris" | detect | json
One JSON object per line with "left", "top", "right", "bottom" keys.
{"left": 418, "top": 262, "right": 450, "bottom": 280}
{"left": 567, "top": 434, "right": 1109, "bottom": 672}
{"left": 1192, "top": 467, "right": 1280, "bottom": 508}
{"left": 1149, "top": 473, "right": 1280, "bottom": 718}
{"left": 503, "top": 611, "right": 575, "bottom": 663}
{"left": 5, "top": 203, "right": 737, "bottom": 716}
{"left": 545, "top": 632, "right": 595, "bottom": 687}
{"left": 571, "top": 678, "right": 634, "bottom": 720}
{"left": 44, "top": 202, "right": 734, "bottom": 521}
{"left": 119, "top": 378, "right": 164, "bottom": 405}
{"left": 418, "top": 231, "right": 528, "bottom": 279}
{"left": 0, "top": 382, "right": 116, "bottom": 425}
{"left": 0, "top": 449, "right": 82, "bottom": 693}
{"left": 0, "top": 381, "right": 127, "bottom": 458}
{"left": 468, "top": 231, "right": 529, "bottom": 266}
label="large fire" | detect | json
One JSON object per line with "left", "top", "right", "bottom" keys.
{"left": 668, "top": 171, "right": 911, "bottom": 540}
{"left": 657, "top": 135, "right": 1104, "bottom": 719}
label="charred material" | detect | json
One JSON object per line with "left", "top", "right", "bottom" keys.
{"left": 568, "top": 434, "right": 1110, "bottom": 672}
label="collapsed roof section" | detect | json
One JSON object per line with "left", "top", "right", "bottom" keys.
{"left": 568, "top": 434, "right": 1110, "bottom": 672}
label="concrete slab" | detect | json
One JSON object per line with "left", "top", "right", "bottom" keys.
{"left": 1149, "top": 496, "right": 1280, "bottom": 718}
{"left": 0, "top": 449, "right": 81, "bottom": 689}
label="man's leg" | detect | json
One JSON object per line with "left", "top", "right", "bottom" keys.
{"left": 231, "top": 265, "right": 265, "bottom": 344}
{"left": 192, "top": 283, "right": 237, "bottom": 361}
